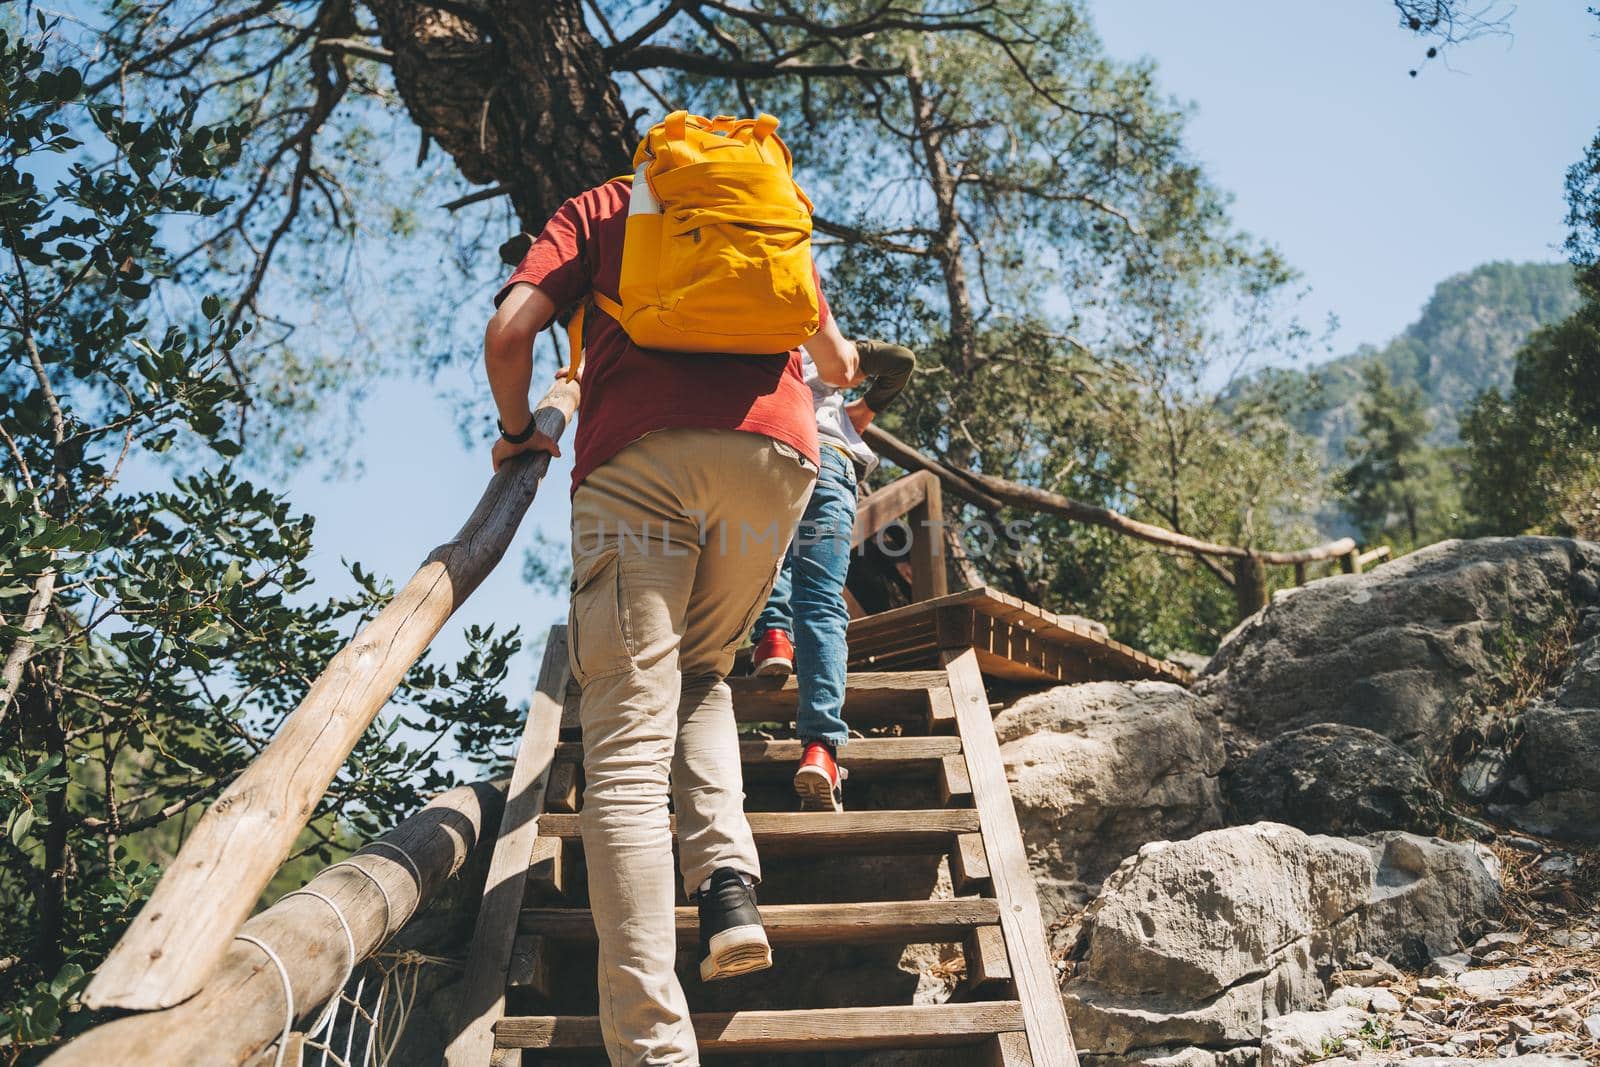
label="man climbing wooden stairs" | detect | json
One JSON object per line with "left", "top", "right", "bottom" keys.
{"left": 446, "top": 623, "right": 1079, "bottom": 1066}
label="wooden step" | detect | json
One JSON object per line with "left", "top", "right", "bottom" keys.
{"left": 535, "top": 810, "right": 980, "bottom": 855}
{"left": 729, "top": 671, "right": 948, "bottom": 724}
{"left": 518, "top": 899, "right": 1000, "bottom": 945}
{"left": 494, "top": 1001, "right": 1026, "bottom": 1052}
{"left": 552, "top": 736, "right": 963, "bottom": 778}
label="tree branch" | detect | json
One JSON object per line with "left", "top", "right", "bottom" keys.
{"left": 863, "top": 424, "right": 1358, "bottom": 566}
{"left": 313, "top": 37, "right": 394, "bottom": 63}
{"left": 612, "top": 44, "right": 901, "bottom": 79}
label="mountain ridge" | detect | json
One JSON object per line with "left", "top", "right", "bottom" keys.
{"left": 1272, "top": 261, "right": 1579, "bottom": 456}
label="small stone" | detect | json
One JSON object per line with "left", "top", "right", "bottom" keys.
{"left": 1548, "top": 928, "right": 1600, "bottom": 949}
{"left": 1412, "top": 1042, "right": 1466, "bottom": 1057}
{"left": 1427, "top": 951, "right": 1472, "bottom": 977}
{"left": 1411, "top": 995, "right": 1445, "bottom": 1011}
{"left": 1584, "top": 1014, "right": 1600, "bottom": 1041}
{"left": 1538, "top": 853, "right": 1579, "bottom": 877}
{"left": 1517, "top": 1032, "right": 1560, "bottom": 1052}
{"left": 1456, "top": 966, "right": 1535, "bottom": 996}
{"left": 1473, "top": 931, "right": 1522, "bottom": 954}
{"left": 1500, "top": 835, "right": 1544, "bottom": 852}
{"left": 1460, "top": 750, "right": 1510, "bottom": 799}
{"left": 1327, "top": 986, "right": 1373, "bottom": 1011}
{"left": 1339, "top": 1038, "right": 1363, "bottom": 1055}
{"left": 1336, "top": 961, "right": 1402, "bottom": 986}
{"left": 1417, "top": 977, "right": 1449, "bottom": 997}
{"left": 1481, "top": 949, "right": 1513, "bottom": 964}
{"left": 1507, "top": 1015, "right": 1535, "bottom": 1036}
{"left": 1451, "top": 1030, "right": 1487, "bottom": 1046}
{"left": 1545, "top": 1007, "right": 1581, "bottom": 1029}
{"left": 1369, "top": 989, "right": 1403, "bottom": 1013}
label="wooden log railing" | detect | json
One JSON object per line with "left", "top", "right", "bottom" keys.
{"left": 45, "top": 781, "right": 505, "bottom": 1067}
{"left": 84, "top": 380, "right": 579, "bottom": 1012}
{"left": 860, "top": 424, "right": 1366, "bottom": 620}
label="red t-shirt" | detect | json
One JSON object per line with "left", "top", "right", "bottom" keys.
{"left": 496, "top": 179, "right": 825, "bottom": 491}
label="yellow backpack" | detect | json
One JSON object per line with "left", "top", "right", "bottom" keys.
{"left": 580, "top": 111, "right": 819, "bottom": 360}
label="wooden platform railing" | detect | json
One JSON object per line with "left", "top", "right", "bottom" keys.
{"left": 82, "top": 380, "right": 579, "bottom": 1012}
{"left": 852, "top": 469, "right": 949, "bottom": 604}
{"left": 859, "top": 425, "right": 1385, "bottom": 620}
{"left": 45, "top": 781, "right": 505, "bottom": 1067}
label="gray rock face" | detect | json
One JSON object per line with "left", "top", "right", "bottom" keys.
{"left": 1200, "top": 537, "right": 1600, "bottom": 754}
{"left": 1491, "top": 631, "right": 1600, "bottom": 842}
{"left": 1223, "top": 723, "right": 1442, "bottom": 835}
{"left": 1498, "top": 703, "right": 1600, "bottom": 842}
{"left": 1258, "top": 1006, "right": 1367, "bottom": 1067}
{"left": 1553, "top": 633, "right": 1600, "bottom": 707}
{"left": 1358, "top": 832, "right": 1502, "bottom": 969}
{"left": 1064, "top": 823, "right": 1501, "bottom": 1061}
{"left": 994, "top": 681, "right": 1225, "bottom": 928}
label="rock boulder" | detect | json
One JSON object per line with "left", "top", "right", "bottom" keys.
{"left": 1223, "top": 723, "right": 1443, "bottom": 835}
{"left": 1492, "top": 633, "right": 1600, "bottom": 842}
{"left": 1065, "top": 823, "right": 1501, "bottom": 1063}
{"left": 1200, "top": 537, "right": 1600, "bottom": 754}
{"left": 994, "top": 681, "right": 1225, "bottom": 929}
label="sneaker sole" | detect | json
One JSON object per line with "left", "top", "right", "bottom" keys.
{"left": 700, "top": 924, "right": 773, "bottom": 982}
{"left": 753, "top": 656, "right": 793, "bottom": 678}
{"left": 794, "top": 764, "right": 843, "bottom": 813}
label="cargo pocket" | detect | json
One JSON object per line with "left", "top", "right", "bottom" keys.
{"left": 567, "top": 549, "right": 633, "bottom": 685}
{"left": 721, "top": 555, "right": 785, "bottom": 660}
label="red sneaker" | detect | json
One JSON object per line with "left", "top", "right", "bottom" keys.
{"left": 752, "top": 629, "right": 794, "bottom": 678}
{"left": 794, "top": 741, "right": 844, "bottom": 813}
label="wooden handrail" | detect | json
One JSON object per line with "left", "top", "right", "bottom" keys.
{"left": 46, "top": 781, "right": 504, "bottom": 1067}
{"left": 862, "top": 425, "right": 1357, "bottom": 567}
{"left": 84, "top": 380, "right": 579, "bottom": 1012}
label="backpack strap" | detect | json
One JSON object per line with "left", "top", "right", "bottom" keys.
{"left": 560, "top": 173, "right": 636, "bottom": 382}
{"left": 561, "top": 290, "right": 626, "bottom": 382}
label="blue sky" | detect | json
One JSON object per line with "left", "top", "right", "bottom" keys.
{"left": 277, "top": 1, "right": 1600, "bottom": 713}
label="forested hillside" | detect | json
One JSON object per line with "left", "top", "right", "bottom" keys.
{"left": 1275, "top": 262, "right": 1578, "bottom": 456}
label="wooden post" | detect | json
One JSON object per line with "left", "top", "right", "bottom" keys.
{"left": 446, "top": 627, "right": 569, "bottom": 1066}
{"left": 44, "top": 782, "right": 504, "bottom": 1067}
{"left": 85, "top": 380, "right": 579, "bottom": 1012}
{"left": 1340, "top": 548, "right": 1363, "bottom": 575}
{"left": 1293, "top": 561, "right": 1307, "bottom": 587}
{"left": 908, "top": 471, "right": 948, "bottom": 603}
{"left": 943, "top": 650, "right": 1078, "bottom": 1067}
{"left": 1232, "top": 555, "right": 1268, "bottom": 622}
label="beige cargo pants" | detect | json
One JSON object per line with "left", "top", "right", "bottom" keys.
{"left": 568, "top": 427, "right": 816, "bottom": 1066}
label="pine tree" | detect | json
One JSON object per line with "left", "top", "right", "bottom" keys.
{"left": 1339, "top": 364, "right": 1454, "bottom": 547}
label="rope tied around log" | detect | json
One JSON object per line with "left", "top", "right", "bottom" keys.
{"left": 237, "top": 884, "right": 358, "bottom": 1067}
{"left": 230, "top": 839, "right": 433, "bottom": 1067}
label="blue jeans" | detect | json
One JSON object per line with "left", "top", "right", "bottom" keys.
{"left": 753, "top": 446, "right": 856, "bottom": 748}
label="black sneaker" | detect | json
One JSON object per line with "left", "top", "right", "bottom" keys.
{"left": 695, "top": 867, "right": 772, "bottom": 982}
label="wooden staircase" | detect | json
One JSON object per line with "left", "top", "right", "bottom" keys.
{"left": 446, "top": 624, "right": 1079, "bottom": 1066}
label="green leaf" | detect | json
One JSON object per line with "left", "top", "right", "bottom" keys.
{"left": 8, "top": 807, "right": 34, "bottom": 843}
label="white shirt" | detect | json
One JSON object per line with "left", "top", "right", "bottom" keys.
{"left": 802, "top": 353, "right": 877, "bottom": 479}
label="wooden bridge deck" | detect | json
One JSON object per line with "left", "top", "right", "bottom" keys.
{"left": 849, "top": 585, "right": 1192, "bottom": 686}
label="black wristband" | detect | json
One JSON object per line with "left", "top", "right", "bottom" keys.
{"left": 498, "top": 413, "right": 538, "bottom": 444}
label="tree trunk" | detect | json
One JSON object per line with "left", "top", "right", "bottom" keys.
{"left": 905, "top": 66, "right": 980, "bottom": 385}
{"left": 364, "top": 0, "right": 634, "bottom": 231}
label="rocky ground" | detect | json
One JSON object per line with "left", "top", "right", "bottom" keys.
{"left": 911, "top": 536, "right": 1600, "bottom": 1067}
